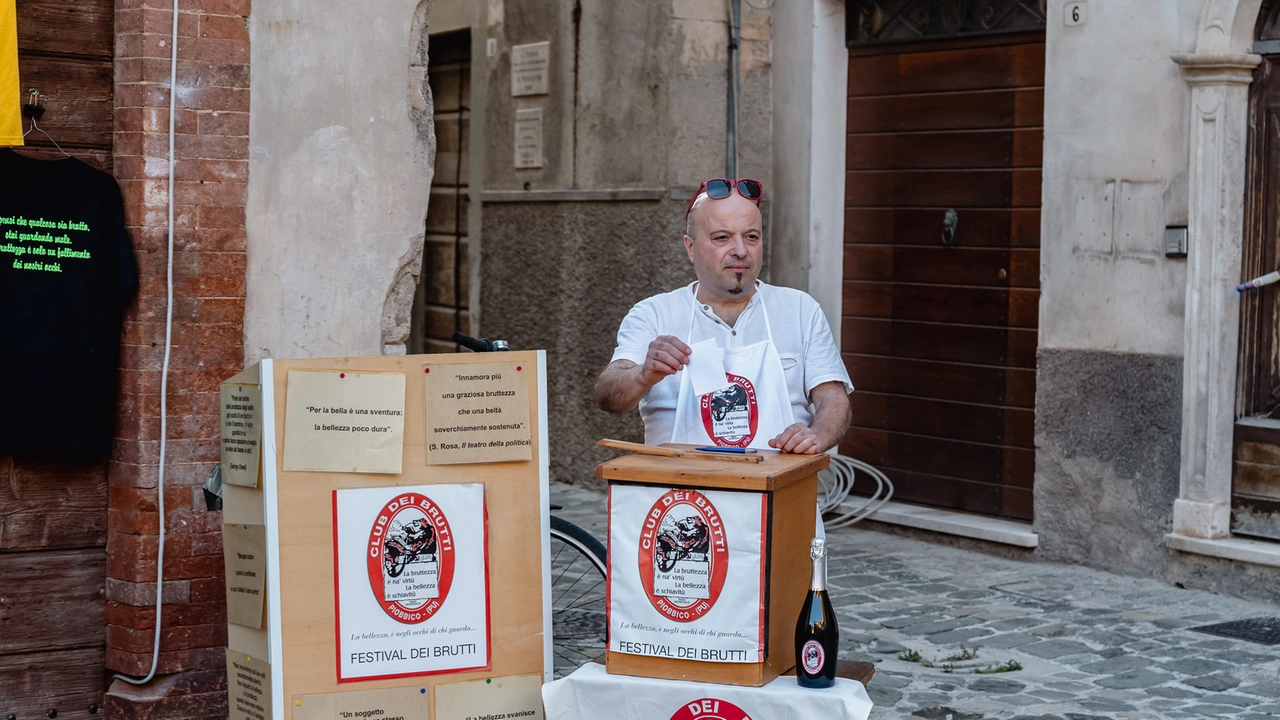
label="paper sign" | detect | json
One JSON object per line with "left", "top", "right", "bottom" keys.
{"left": 292, "top": 686, "right": 429, "bottom": 720}
{"left": 435, "top": 673, "right": 545, "bottom": 720}
{"left": 333, "top": 483, "right": 490, "bottom": 681}
{"left": 511, "top": 40, "right": 550, "bottom": 96}
{"left": 686, "top": 339, "right": 731, "bottom": 397}
{"left": 424, "top": 361, "right": 532, "bottom": 465}
{"left": 226, "top": 650, "right": 272, "bottom": 720}
{"left": 514, "top": 107, "right": 544, "bottom": 169}
{"left": 283, "top": 370, "right": 406, "bottom": 474}
{"left": 220, "top": 382, "right": 263, "bottom": 487}
{"left": 609, "top": 485, "right": 766, "bottom": 663}
{"left": 223, "top": 524, "right": 267, "bottom": 629}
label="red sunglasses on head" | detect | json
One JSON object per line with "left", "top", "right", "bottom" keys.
{"left": 685, "top": 178, "right": 764, "bottom": 223}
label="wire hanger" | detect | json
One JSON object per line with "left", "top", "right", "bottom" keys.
{"left": 21, "top": 89, "right": 71, "bottom": 158}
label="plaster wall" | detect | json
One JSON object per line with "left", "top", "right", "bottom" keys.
{"left": 244, "top": 0, "right": 436, "bottom": 361}
{"left": 1039, "top": 0, "right": 1200, "bottom": 355}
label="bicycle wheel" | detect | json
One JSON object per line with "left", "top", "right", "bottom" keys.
{"left": 549, "top": 515, "right": 607, "bottom": 678}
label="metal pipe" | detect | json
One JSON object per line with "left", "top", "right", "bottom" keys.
{"left": 727, "top": 0, "right": 741, "bottom": 178}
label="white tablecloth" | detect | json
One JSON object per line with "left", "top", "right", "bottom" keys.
{"left": 542, "top": 662, "right": 873, "bottom": 720}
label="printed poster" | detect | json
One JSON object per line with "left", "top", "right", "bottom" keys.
{"left": 333, "top": 484, "right": 489, "bottom": 681}
{"left": 608, "top": 485, "right": 766, "bottom": 663}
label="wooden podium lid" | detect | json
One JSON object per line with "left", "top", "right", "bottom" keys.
{"left": 596, "top": 444, "right": 829, "bottom": 492}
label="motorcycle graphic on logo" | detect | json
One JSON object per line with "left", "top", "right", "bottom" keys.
{"left": 699, "top": 374, "right": 758, "bottom": 448}
{"left": 365, "top": 493, "right": 455, "bottom": 624}
{"left": 655, "top": 514, "right": 710, "bottom": 573}
{"left": 639, "top": 489, "right": 728, "bottom": 623}
{"left": 382, "top": 517, "right": 437, "bottom": 578}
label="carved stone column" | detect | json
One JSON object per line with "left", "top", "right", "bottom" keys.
{"left": 1171, "top": 53, "right": 1261, "bottom": 539}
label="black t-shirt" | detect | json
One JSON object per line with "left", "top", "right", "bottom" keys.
{"left": 0, "top": 149, "right": 139, "bottom": 455}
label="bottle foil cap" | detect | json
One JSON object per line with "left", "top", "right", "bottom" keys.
{"left": 810, "top": 537, "right": 826, "bottom": 560}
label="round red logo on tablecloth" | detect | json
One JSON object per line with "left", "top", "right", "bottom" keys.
{"left": 366, "top": 493, "right": 455, "bottom": 624}
{"left": 669, "top": 698, "right": 753, "bottom": 720}
{"left": 699, "top": 373, "right": 759, "bottom": 448}
{"left": 638, "top": 489, "right": 728, "bottom": 623}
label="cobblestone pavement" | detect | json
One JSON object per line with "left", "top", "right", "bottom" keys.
{"left": 549, "top": 482, "right": 1280, "bottom": 719}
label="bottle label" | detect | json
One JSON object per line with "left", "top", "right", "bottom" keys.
{"left": 801, "top": 639, "right": 825, "bottom": 674}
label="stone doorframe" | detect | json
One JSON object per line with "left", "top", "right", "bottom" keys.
{"left": 1168, "top": 0, "right": 1280, "bottom": 564}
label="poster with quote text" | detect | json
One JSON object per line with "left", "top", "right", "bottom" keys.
{"left": 283, "top": 370, "right": 406, "bottom": 474}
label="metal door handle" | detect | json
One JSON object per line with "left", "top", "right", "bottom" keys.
{"left": 942, "top": 209, "right": 958, "bottom": 245}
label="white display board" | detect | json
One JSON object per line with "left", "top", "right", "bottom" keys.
{"left": 608, "top": 485, "right": 766, "bottom": 664}
{"left": 333, "top": 484, "right": 489, "bottom": 681}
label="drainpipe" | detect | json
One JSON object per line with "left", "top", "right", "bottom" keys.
{"left": 727, "top": 0, "right": 741, "bottom": 178}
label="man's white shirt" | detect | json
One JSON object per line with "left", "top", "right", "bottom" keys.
{"left": 610, "top": 281, "right": 853, "bottom": 445}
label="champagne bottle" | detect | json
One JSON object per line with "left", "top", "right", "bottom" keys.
{"left": 795, "top": 537, "right": 838, "bottom": 688}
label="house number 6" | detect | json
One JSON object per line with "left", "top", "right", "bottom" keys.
{"left": 1065, "top": 2, "right": 1087, "bottom": 26}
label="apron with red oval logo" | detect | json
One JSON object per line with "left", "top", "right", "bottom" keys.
{"left": 669, "top": 290, "right": 796, "bottom": 450}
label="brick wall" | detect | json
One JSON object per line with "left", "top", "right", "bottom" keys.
{"left": 105, "top": 0, "right": 248, "bottom": 716}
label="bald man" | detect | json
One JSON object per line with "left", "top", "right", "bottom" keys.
{"left": 594, "top": 178, "right": 852, "bottom": 455}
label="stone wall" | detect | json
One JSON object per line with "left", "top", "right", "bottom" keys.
{"left": 1034, "top": 350, "right": 1183, "bottom": 574}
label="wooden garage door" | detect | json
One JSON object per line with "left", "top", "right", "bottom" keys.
{"left": 840, "top": 36, "right": 1044, "bottom": 521}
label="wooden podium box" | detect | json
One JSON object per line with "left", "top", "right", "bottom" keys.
{"left": 597, "top": 446, "right": 826, "bottom": 687}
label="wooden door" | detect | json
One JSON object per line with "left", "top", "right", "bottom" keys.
{"left": 1232, "top": 5, "right": 1280, "bottom": 541}
{"left": 840, "top": 35, "right": 1044, "bottom": 521}
{"left": 3, "top": 2, "right": 114, "bottom": 717}
{"left": 411, "top": 30, "right": 472, "bottom": 354}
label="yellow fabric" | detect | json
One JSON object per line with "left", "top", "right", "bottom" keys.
{"left": 0, "top": 0, "right": 22, "bottom": 146}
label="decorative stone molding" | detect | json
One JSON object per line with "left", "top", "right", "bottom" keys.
{"left": 1171, "top": 51, "right": 1259, "bottom": 540}
{"left": 1193, "top": 0, "right": 1263, "bottom": 54}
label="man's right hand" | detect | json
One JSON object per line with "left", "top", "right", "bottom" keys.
{"left": 594, "top": 336, "right": 692, "bottom": 414}
{"left": 641, "top": 335, "right": 692, "bottom": 386}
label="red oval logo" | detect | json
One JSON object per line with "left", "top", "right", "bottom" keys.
{"left": 699, "top": 374, "right": 759, "bottom": 447}
{"left": 669, "top": 698, "right": 753, "bottom": 720}
{"left": 802, "top": 639, "right": 825, "bottom": 674}
{"left": 638, "top": 489, "right": 728, "bottom": 623}
{"left": 365, "top": 493, "right": 455, "bottom": 624}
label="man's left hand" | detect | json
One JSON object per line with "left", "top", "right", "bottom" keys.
{"left": 769, "top": 423, "right": 821, "bottom": 454}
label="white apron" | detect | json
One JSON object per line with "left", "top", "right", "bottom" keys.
{"left": 669, "top": 290, "right": 795, "bottom": 449}
{"left": 667, "top": 288, "right": 825, "bottom": 538}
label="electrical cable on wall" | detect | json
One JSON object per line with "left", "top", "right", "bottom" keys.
{"left": 113, "top": 0, "right": 178, "bottom": 687}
